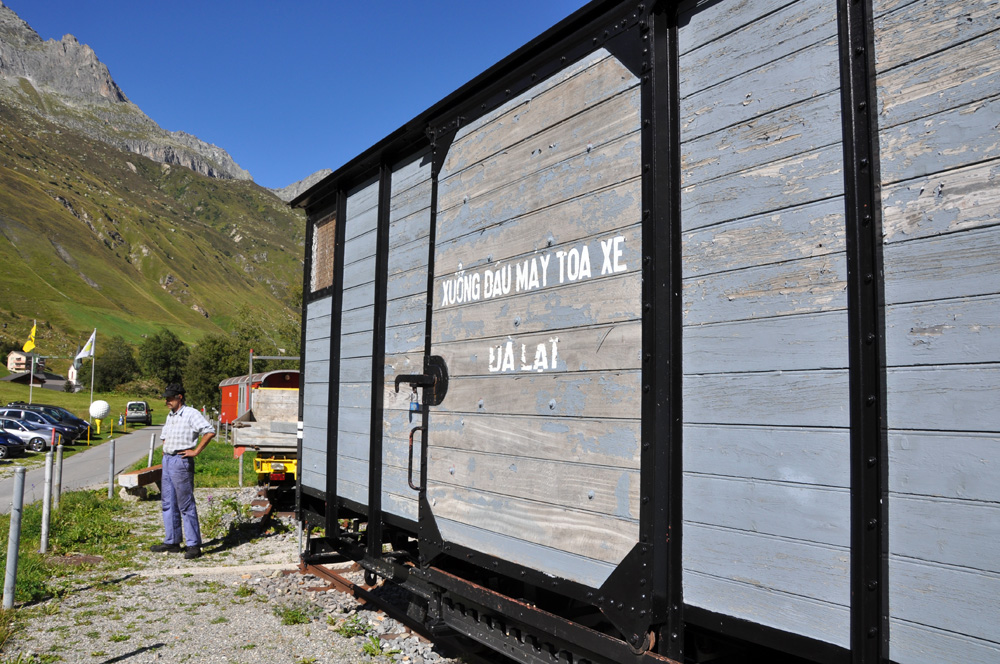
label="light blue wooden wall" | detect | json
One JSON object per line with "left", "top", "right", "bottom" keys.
{"left": 301, "top": 296, "right": 331, "bottom": 493}
{"left": 337, "top": 177, "right": 379, "bottom": 507}
{"left": 874, "top": 1, "right": 1000, "bottom": 662}
{"left": 381, "top": 151, "right": 432, "bottom": 522}
{"left": 427, "top": 49, "right": 643, "bottom": 589}
{"left": 678, "top": 0, "right": 851, "bottom": 646}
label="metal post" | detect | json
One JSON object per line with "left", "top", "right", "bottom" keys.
{"left": 238, "top": 452, "right": 244, "bottom": 488}
{"left": 148, "top": 433, "right": 155, "bottom": 468}
{"left": 107, "top": 437, "right": 116, "bottom": 499}
{"left": 53, "top": 444, "right": 64, "bottom": 510}
{"left": 4, "top": 467, "right": 26, "bottom": 609}
{"left": 40, "top": 451, "right": 53, "bottom": 553}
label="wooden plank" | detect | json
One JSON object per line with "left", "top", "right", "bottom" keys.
{"left": 433, "top": 370, "right": 641, "bottom": 419}
{"left": 391, "top": 148, "right": 433, "bottom": 193}
{"left": 387, "top": 238, "right": 429, "bottom": 275}
{"left": 877, "top": 33, "right": 1000, "bottom": 130}
{"left": 304, "top": 338, "right": 330, "bottom": 364}
{"left": 428, "top": 413, "right": 641, "bottom": 469}
{"left": 386, "top": 294, "right": 426, "bottom": 329}
{"left": 437, "top": 132, "right": 641, "bottom": 244}
{"left": 886, "top": 366, "right": 1000, "bottom": 432}
{"left": 684, "top": 474, "right": 850, "bottom": 547}
{"left": 682, "top": 92, "right": 843, "bottom": 188}
{"left": 881, "top": 159, "right": 1000, "bottom": 244}
{"left": 890, "top": 556, "right": 1000, "bottom": 644}
{"left": 384, "top": 321, "right": 425, "bottom": 356}
{"left": 684, "top": 523, "right": 849, "bottom": 606}
{"left": 343, "top": 227, "right": 378, "bottom": 265}
{"left": 426, "top": 484, "right": 637, "bottom": 564}
{"left": 889, "top": 618, "right": 1000, "bottom": 664}
{"left": 387, "top": 265, "right": 429, "bottom": 301}
{"left": 681, "top": 145, "right": 846, "bottom": 230}
{"left": 680, "top": 38, "right": 840, "bottom": 140}
{"left": 436, "top": 516, "right": 616, "bottom": 589}
{"left": 343, "top": 254, "right": 376, "bottom": 291}
{"left": 433, "top": 271, "right": 642, "bottom": 343}
{"left": 684, "top": 312, "right": 849, "bottom": 374}
{"left": 684, "top": 424, "right": 850, "bottom": 487}
{"left": 346, "top": 178, "right": 379, "bottom": 220}
{"left": 436, "top": 181, "right": 640, "bottom": 275}
{"left": 878, "top": 96, "right": 1000, "bottom": 185}
{"left": 436, "top": 321, "right": 641, "bottom": 378}
{"left": 340, "top": 331, "right": 373, "bottom": 360}
{"left": 679, "top": 0, "right": 837, "bottom": 98}
{"left": 683, "top": 253, "right": 848, "bottom": 326}
{"left": 338, "top": 406, "right": 371, "bottom": 437}
{"left": 388, "top": 207, "right": 431, "bottom": 249}
{"left": 427, "top": 448, "right": 640, "bottom": 519}
{"left": 306, "top": 296, "right": 332, "bottom": 320}
{"left": 300, "top": 467, "right": 326, "bottom": 494}
{"left": 341, "top": 305, "right": 374, "bottom": 335}
{"left": 442, "top": 53, "right": 637, "bottom": 176}
{"left": 890, "top": 495, "right": 1000, "bottom": 571}
{"left": 389, "top": 178, "right": 431, "bottom": 225}
{"left": 873, "top": 0, "right": 1000, "bottom": 74}
{"left": 889, "top": 431, "right": 1000, "bottom": 502}
{"left": 440, "top": 88, "right": 640, "bottom": 212}
{"left": 677, "top": 0, "right": 798, "bottom": 56}
{"left": 341, "top": 282, "right": 375, "bottom": 314}
{"left": 884, "top": 226, "right": 1000, "bottom": 305}
{"left": 684, "top": 570, "right": 849, "bottom": 647}
{"left": 886, "top": 295, "right": 1000, "bottom": 367}
{"left": 684, "top": 370, "right": 850, "bottom": 428}
{"left": 338, "top": 431, "right": 370, "bottom": 462}
{"left": 682, "top": 197, "right": 845, "bottom": 270}
{"left": 345, "top": 205, "right": 378, "bottom": 244}
{"left": 338, "top": 382, "right": 371, "bottom": 409}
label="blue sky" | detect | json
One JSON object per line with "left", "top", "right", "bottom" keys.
{"left": 6, "top": 1, "right": 591, "bottom": 190}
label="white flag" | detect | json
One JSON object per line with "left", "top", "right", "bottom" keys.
{"left": 75, "top": 329, "right": 96, "bottom": 361}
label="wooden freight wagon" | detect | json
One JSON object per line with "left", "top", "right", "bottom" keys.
{"left": 291, "top": 1, "right": 1000, "bottom": 663}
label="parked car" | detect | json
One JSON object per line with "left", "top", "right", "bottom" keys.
{"left": 0, "top": 408, "right": 78, "bottom": 443}
{"left": 0, "top": 418, "right": 52, "bottom": 452}
{"left": 0, "top": 429, "right": 27, "bottom": 458}
{"left": 6, "top": 402, "right": 90, "bottom": 438}
{"left": 125, "top": 401, "right": 153, "bottom": 426}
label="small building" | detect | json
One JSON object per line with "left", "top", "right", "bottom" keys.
{"left": 6, "top": 351, "right": 45, "bottom": 373}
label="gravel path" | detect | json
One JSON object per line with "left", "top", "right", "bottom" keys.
{"left": 6, "top": 488, "right": 468, "bottom": 664}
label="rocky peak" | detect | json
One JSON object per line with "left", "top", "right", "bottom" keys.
{"left": 0, "top": 2, "right": 252, "bottom": 181}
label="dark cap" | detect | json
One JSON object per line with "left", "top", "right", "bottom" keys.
{"left": 161, "top": 383, "right": 185, "bottom": 399}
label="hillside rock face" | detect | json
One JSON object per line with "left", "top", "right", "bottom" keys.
{"left": 0, "top": 2, "right": 251, "bottom": 181}
{"left": 273, "top": 168, "right": 333, "bottom": 202}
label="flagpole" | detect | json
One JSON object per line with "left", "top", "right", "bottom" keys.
{"left": 89, "top": 331, "right": 97, "bottom": 408}
{"left": 28, "top": 319, "right": 36, "bottom": 404}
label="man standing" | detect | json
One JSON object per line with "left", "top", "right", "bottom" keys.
{"left": 150, "top": 383, "right": 215, "bottom": 559}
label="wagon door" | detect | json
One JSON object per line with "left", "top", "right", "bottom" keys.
{"left": 421, "top": 49, "right": 644, "bottom": 591}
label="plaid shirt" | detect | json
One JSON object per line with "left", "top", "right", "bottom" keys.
{"left": 160, "top": 405, "right": 214, "bottom": 454}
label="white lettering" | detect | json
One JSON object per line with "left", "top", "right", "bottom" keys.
{"left": 556, "top": 250, "right": 566, "bottom": 283}
{"left": 538, "top": 254, "right": 550, "bottom": 287}
{"left": 532, "top": 343, "right": 548, "bottom": 372}
{"left": 613, "top": 235, "right": 627, "bottom": 273}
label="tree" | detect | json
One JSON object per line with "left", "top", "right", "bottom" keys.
{"left": 183, "top": 333, "right": 246, "bottom": 411}
{"left": 139, "top": 329, "right": 189, "bottom": 385}
{"left": 78, "top": 335, "right": 139, "bottom": 391}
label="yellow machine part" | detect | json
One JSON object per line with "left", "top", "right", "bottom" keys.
{"left": 253, "top": 455, "right": 297, "bottom": 479}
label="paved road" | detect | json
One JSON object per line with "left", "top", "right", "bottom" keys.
{"left": 0, "top": 426, "right": 163, "bottom": 514}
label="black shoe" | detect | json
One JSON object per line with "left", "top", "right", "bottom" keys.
{"left": 184, "top": 546, "right": 202, "bottom": 560}
{"left": 150, "top": 542, "right": 182, "bottom": 553}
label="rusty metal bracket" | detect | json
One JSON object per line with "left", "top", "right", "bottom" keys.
{"left": 394, "top": 355, "right": 449, "bottom": 406}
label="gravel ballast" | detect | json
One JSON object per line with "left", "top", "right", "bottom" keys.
{"left": 6, "top": 487, "right": 468, "bottom": 664}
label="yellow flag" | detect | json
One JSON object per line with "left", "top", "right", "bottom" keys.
{"left": 22, "top": 323, "right": 36, "bottom": 353}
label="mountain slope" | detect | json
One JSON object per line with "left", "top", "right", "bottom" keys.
{"left": 0, "top": 4, "right": 305, "bottom": 368}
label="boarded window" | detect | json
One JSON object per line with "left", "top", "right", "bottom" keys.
{"left": 311, "top": 213, "right": 336, "bottom": 291}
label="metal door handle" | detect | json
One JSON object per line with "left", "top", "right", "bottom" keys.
{"left": 407, "top": 426, "right": 425, "bottom": 491}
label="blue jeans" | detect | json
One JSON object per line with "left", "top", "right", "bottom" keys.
{"left": 161, "top": 453, "right": 202, "bottom": 547}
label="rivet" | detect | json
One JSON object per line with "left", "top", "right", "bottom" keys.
{"left": 868, "top": 456, "right": 877, "bottom": 468}
{"left": 868, "top": 581, "right": 878, "bottom": 591}
{"left": 868, "top": 518, "right": 878, "bottom": 530}
{"left": 868, "top": 627, "right": 878, "bottom": 638}
{"left": 643, "top": 385, "right": 650, "bottom": 393}
{"left": 858, "top": 101, "right": 867, "bottom": 110}
{"left": 863, "top": 214, "right": 871, "bottom": 226}
{"left": 866, "top": 333, "right": 875, "bottom": 345}
{"left": 867, "top": 394, "right": 876, "bottom": 406}
{"left": 855, "top": 46, "right": 865, "bottom": 56}
{"left": 865, "top": 273, "right": 873, "bottom": 284}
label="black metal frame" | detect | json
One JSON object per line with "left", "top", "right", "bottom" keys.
{"left": 323, "top": 189, "right": 348, "bottom": 535}
{"left": 836, "top": 1, "right": 887, "bottom": 663}
{"left": 642, "top": 4, "right": 683, "bottom": 658}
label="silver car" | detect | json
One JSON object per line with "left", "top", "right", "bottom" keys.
{"left": 0, "top": 417, "right": 53, "bottom": 452}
